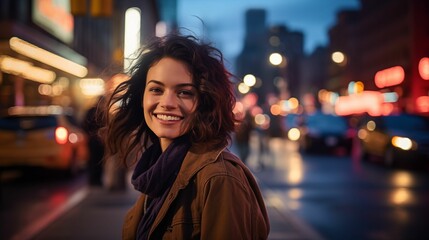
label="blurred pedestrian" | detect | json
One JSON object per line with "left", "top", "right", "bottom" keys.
{"left": 234, "top": 109, "right": 253, "bottom": 164}
{"left": 104, "top": 153, "right": 127, "bottom": 191}
{"left": 100, "top": 34, "right": 269, "bottom": 239}
{"left": 267, "top": 113, "right": 285, "bottom": 139}
{"left": 255, "top": 123, "right": 269, "bottom": 170}
{"left": 82, "top": 97, "right": 104, "bottom": 187}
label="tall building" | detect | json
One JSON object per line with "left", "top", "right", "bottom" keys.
{"left": 267, "top": 25, "right": 304, "bottom": 100}
{"left": 327, "top": 9, "right": 359, "bottom": 94}
{"left": 235, "top": 9, "right": 304, "bottom": 105}
{"left": 301, "top": 46, "right": 330, "bottom": 99}
{"left": 235, "top": 9, "right": 268, "bottom": 105}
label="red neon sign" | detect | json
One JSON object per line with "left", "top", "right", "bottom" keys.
{"left": 374, "top": 66, "right": 405, "bottom": 88}
{"left": 33, "top": 0, "right": 74, "bottom": 43}
{"left": 419, "top": 57, "right": 429, "bottom": 80}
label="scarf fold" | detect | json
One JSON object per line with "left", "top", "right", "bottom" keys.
{"left": 131, "top": 135, "right": 190, "bottom": 240}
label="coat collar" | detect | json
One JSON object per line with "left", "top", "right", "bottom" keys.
{"left": 173, "top": 145, "right": 225, "bottom": 189}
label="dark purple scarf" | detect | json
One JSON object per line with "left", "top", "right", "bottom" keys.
{"left": 131, "top": 135, "right": 190, "bottom": 240}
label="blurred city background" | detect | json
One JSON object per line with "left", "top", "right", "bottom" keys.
{"left": 1, "top": 0, "right": 429, "bottom": 240}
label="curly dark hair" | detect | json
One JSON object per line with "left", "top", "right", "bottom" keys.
{"left": 101, "top": 34, "right": 238, "bottom": 168}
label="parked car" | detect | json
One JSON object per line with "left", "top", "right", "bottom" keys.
{"left": 283, "top": 113, "right": 303, "bottom": 141}
{"left": 0, "top": 106, "right": 88, "bottom": 175}
{"left": 298, "top": 111, "right": 354, "bottom": 155}
{"left": 356, "top": 113, "right": 429, "bottom": 168}
{"left": 283, "top": 113, "right": 300, "bottom": 131}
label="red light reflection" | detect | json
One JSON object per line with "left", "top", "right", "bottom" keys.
{"left": 50, "top": 191, "right": 67, "bottom": 206}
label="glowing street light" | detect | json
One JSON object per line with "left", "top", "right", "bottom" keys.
{"left": 332, "top": 51, "right": 346, "bottom": 66}
{"left": 238, "top": 83, "right": 250, "bottom": 94}
{"left": 269, "top": 52, "right": 283, "bottom": 66}
{"left": 243, "top": 74, "right": 256, "bottom": 87}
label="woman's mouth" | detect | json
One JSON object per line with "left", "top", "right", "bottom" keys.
{"left": 155, "top": 114, "right": 182, "bottom": 121}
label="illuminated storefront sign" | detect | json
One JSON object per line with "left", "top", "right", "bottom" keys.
{"left": 0, "top": 55, "right": 56, "bottom": 83}
{"left": 335, "top": 91, "right": 384, "bottom": 116}
{"left": 32, "top": 0, "right": 74, "bottom": 44}
{"left": 9, "top": 37, "right": 87, "bottom": 78}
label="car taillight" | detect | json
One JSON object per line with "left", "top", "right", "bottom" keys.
{"left": 55, "top": 127, "right": 68, "bottom": 144}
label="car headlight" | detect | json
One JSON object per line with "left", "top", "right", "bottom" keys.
{"left": 288, "top": 128, "right": 301, "bottom": 141}
{"left": 391, "top": 136, "right": 413, "bottom": 151}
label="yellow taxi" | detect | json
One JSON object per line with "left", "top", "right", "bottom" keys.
{"left": 0, "top": 106, "right": 88, "bottom": 175}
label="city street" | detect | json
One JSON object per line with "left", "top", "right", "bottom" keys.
{"left": 1, "top": 133, "right": 429, "bottom": 240}
{"left": 245, "top": 134, "right": 429, "bottom": 240}
{"left": 0, "top": 169, "right": 89, "bottom": 240}
{"left": 1, "top": 1, "right": 429, "bottom": 240}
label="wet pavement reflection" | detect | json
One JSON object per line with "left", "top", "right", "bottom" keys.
{"left": 241, "top": 132, "right": 429, "bottom": 240}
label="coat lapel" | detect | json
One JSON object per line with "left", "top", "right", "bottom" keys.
{"left": 148, "top": 146, "right": 224, "bottom": 237}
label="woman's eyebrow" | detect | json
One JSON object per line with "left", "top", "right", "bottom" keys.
{"left": 147, "top": 80, "right": 195, "bottom": 88}
{"left": 146, "top": 80, "right": 163, "bottom": 86}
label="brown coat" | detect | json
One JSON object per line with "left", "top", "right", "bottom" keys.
{"left": 122, "top": 146, "right": 270, "bottom": 240}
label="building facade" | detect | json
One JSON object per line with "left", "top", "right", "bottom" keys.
{"left": 328, "top": 0, "right": 429, "bottom": 115}
{"left": 235, "top": 9, "right": 304, "bottom": 105}
{"left": 0, "top": 0, "right": 161, "bottom": 117}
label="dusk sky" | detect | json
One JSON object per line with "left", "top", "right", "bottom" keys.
{"left": 177, "top": 0, "right": 360, "bottom": 65}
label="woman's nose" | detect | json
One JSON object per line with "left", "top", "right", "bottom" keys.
{"left": 159, "top": 92, "right": 176, "bottom": 109}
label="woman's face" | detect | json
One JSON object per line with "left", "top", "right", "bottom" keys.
{"left": 143, "top": 57, "right": 197, "bottom": 151}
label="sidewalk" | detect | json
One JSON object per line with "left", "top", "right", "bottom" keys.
{"left": 31, "top": 177, "right": 323, "bottom": 239}
{"left": 31, "top": 180, "right": 321, "bottom": 240}
{"left": 30, "top": 182, "right": 320, "bottom": 240}
{"left": 31, "top": 138, "right": 324, "bottom": 239}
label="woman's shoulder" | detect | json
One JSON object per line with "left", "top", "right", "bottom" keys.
{"left": 196, "top": 149, "right": 250, "bottom": 180}
{"left": 181, "top": 146, "right": 253, "bottom": 184}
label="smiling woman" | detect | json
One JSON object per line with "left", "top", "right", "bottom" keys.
{"left": 143, "top": 57, "right": 197, "bottom": 151}
{"left": 100, "top": 34, "right": 270, "bottom": 240}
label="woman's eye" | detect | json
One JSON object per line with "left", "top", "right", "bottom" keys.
{"left": 178, "top": 90, "right": 195, "bottom": 97}
{"left": 149, "top": 88, "right": 162, "bottom": 94}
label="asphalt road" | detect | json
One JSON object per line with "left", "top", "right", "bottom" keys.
{"left": 251, "top": 137, "right": 429, "bottom": 240}
{"left": 2, "top": 135, "right": 429, "bottom": 240}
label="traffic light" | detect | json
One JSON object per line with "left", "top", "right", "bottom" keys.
{"left": 70, "top": 0, "right": 87, "bottom": 16}
{"left": 70, "top": 0, "right": 112, "bottom": 17}
{"left": 90, "top": 0, "right": 112, "bottom": 17}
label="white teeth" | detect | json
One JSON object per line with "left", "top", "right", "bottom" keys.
{"left": 156, "top": 114, "right": 181, "bottom": 121}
